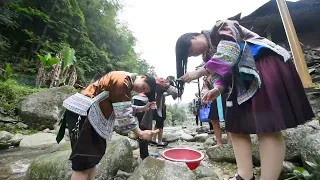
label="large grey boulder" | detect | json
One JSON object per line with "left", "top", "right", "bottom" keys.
{"left": 180, "top": 133, "right": 195, "bottom": 142}
{"left": 25, "top": 136, "right": 133, "bottom": 180}
{"left": 128, "top": 157, "right": 197, "bottom": 180}
{"left": 25, "top": 150, "right": 72, "bottom": 180}
{"left": 0, "top": 130, "right": 14, "bottom": 142}
{"left": 282, "top": 122, "right": 318, "bottom": 161}
{"left": 300, "top": 132, "right": 320, "bottom": 179}
{"left": 163, "top": 127, "right": 185, "bottom": 142}
{"left": 7, "top": 133, "right": 24, "bottom": 146}
{"left": 193, "top": 163, "right": 219, "bottom": 179}
{"left": 206, "top": 137, "right": 260, "bottom": 166}
{"left": 203, "top": 138, "right": 216, "bottom": 150}
{"left": 96, "top": 135, "right": 134, "bottom": 179}
{"left": 194, "top": 133, "right": 210, "bottom": 142}
{"left": 0, "top": 131, "right": 14, "bottom": 150}
{"left": 17, "top": 86, "right": 77, "bottom": 130}
{"left": 206, "top": 144, "right": 236, "bottom": 163}
{"left": 19, "top": 133, "right": 65, "bottom": 149}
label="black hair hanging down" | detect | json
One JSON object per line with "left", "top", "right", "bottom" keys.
{"left": 145, "top": 91, "right": 155, "bottom": 102}
{"left": 175, "top": 32, "right": 200, "bottom": 98}
{"left": 144, "top": 75, "right": 156, "bottom": 101}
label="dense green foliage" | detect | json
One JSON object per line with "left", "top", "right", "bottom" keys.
{"left": 0, "top": 125, "right": 38, "bottom": 135}
{"left": 165, "top": 104, "right": 187, "bottom": 126}
{"left": 0, "top": 79, "right": 44, "bottom": 116}
{"left": 0, "top": 0, "right": 156, "bottom": 85}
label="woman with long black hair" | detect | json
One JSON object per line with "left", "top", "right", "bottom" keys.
{"left": 175, "top": 19, "right": 314, "bottom": 180}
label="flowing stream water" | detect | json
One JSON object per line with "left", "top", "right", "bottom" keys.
{"left": 0, "top": 144, "right": 65, "bottom": 180}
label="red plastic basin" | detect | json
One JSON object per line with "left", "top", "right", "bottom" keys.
{"left": 162, "top": 148, "right": 205, "bottom": 170}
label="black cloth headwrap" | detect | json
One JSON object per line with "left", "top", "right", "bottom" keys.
{"left": 144, "top": 75, "right": 156, "bottom": 101}
{"left": 175, "top": 32, "right": 200, "bottom": 97}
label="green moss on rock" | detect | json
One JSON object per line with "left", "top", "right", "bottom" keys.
{"left": 25, "top": 136, "right": 134, "bottom": 180}
{"left": 0, "top": 79, "right": 44, "bottom": 116}
{"left": 25, "top": 151, "right": 72, "bottom": 180}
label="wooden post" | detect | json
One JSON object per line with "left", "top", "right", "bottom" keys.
{"left": 276, "top": 0, "right": 313, "bottom": 88}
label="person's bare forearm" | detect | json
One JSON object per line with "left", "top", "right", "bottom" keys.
{"left": 214, "top": 85, "right": 225, "bottom": 95}
{"left": 132, "top": 127, "right": 142, "bottom": 138}
{"left": 197, "top": 67, "right": 212, "bottom": 77}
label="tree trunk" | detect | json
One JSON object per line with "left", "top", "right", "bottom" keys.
{"left": 49, "top": 60, "right": 62, "bottom": 88}
{"left": 67, "top": 65, "right": 77, "bottom": 86}
{"left": 36, "top": 62, "right": 45, "bottom": 88}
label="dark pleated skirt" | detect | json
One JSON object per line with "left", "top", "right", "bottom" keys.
{"left": 225, "top": 53, "right": 315, "bottom": 134}
{"left": 209, "top": 93, "right": 227, "bottom": 120}
{"left": 65, "top": 110, "right": 106, "bottom": 171}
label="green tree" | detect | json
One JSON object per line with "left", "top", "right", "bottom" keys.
{"left": 0, "top": 0, "right": 19, "bottom": 55}
{"left": 0, "top": 0, "right": 157, "bottom": 86}
{"left": 166, "top": 104, "right": 187, "bottom": 126}
{"left": 137, "top": 59, "right": 157, "bottom": 77}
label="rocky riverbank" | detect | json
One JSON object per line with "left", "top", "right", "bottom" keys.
{"left": 0, "top": 120, "right": 319, "bottom": 180}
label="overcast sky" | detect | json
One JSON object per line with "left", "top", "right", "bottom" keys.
{"left": 118, "top": 0, "right": 299, "bottom": 104}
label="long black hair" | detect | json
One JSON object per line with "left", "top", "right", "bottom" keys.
{"left": 144, "top": 75, "right": 156, "bottom": 101}
{"left": 175, "top": 32, "right": 200, "bottom": 97}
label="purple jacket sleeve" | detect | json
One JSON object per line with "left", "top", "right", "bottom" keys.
{"left": 204, "top": 40, "right": 240, "bottom": 78}
{"left": 204, "top": 20, "right": 242, "bottom": 88}
{"left": 213, "top": 78, "right": 224, "bottom": 87}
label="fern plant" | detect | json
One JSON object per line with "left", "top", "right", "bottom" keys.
{"left": 0, "top": 63, "right": 13, "bottom": 82}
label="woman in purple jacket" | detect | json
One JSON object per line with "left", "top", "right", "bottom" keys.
{"left": 175, "top": 20, "right": 314, "bottom": 180}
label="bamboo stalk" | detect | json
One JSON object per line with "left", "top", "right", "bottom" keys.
{"left": 276, "top": 0, "right": 314, "bottom": 88}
